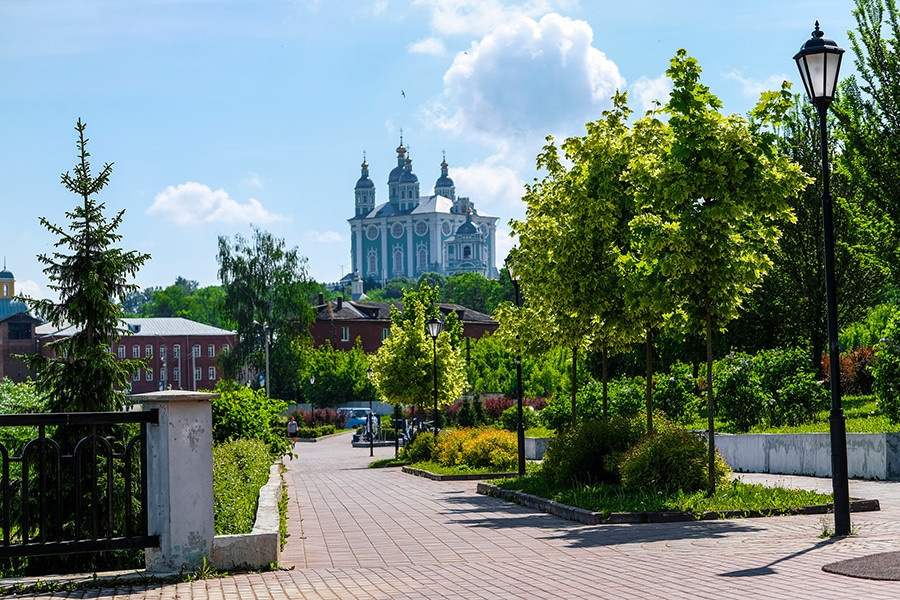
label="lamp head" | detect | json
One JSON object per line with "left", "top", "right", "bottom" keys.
{"left": 794, "top": 21, "right": 844, "bottom": 107}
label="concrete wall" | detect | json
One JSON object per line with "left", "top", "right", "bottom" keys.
{"left": 715, "top": 432, "right": 900, "bottom": 481}
{"left": 525, "top": 436, "right": 551, "bottom": 460}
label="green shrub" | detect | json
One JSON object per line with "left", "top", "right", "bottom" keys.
{"left": 874, "top": 321, "right": 900, "bottom": 422}
{"left": 213, "top": 438, "right": 273, "bottom": 535}
{"left": 540, "top": 417, "right": 643, "bottom": 487}
{"left": 714, "top": 353, "right": 769, "bottom": 431}
{"left": 652, "top": 362, "right": 700, "bottom": 425}
{"left": 607, "top": 376, "right": 645, "bottom": 418}
{"left": 210, "top": 380, "right": 288, "bottom": 454}
{"left": 460, "top": 429, "right": 517, "bottom": 471}
{"left": 399, "top": 431, "right": 435, "bottom": 462}
{"left": 0, "top": 378, "right": 49, "bottom": 453}
{"left": 457, "top": 397, "right": 476, "bottom": 427}
{"left": 619, "top": 423, "right": 731, "bottom": 494}
{"left": 433, "top": 429, "right": 468, "bottom": 466}
{"left": 499, "top": 405, "right": 539, "bottom": 431}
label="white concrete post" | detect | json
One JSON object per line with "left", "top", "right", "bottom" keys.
{"left": 136, "top": 390, "right": 218, "bottom": 573}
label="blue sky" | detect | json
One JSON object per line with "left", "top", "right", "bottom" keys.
{"left": 0, "top": 0, "right": 857, "bottom": 300}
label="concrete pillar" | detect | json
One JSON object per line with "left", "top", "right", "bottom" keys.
{"left": 136, "top": 390, "right": 218, "bottom": 573}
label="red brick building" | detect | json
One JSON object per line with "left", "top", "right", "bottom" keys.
{"left": 0, "top": 268, "right": 42, "bottom": 383}
{"left": 310, "top": 298, "right": 497, "bottom": 353}
{"left": 38, "top": 317, "right": 236, "bottom": 393}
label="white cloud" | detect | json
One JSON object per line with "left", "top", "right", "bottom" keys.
{"left": 431, "top": 14, "right": 624, "bottom": 157}
{"left": 629, "top": 75, "right": 671, "bottom": 113}
{"left": 413, "top": 0, "right": 573, "bottom": 37}
{"left": 147, "top": 182, "right": 286, "bottom": 226}
{"left": 310, "top": 230, "right": 343, "bottom": 244}
{"left": 241, "top": 173, "right": 264, "bottom": 190}
{"left": 409, "top": 37, "right": 446, "bottom": 56}
{"left": 451, "top": 161, "right": 525, "bottom": 216}
{"left": 724, "top": 70, "right": 789, "bottom": 100}
{"left": 16, "top": 279, "right": 45, "bottom": 300}
{"left": 493, "top": 228, "right": 517, "bottom": 269}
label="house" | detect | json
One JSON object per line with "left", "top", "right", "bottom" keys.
{"left": 310, "top": 297, "right": 498, "bottom": 354}
{"left": 0, "top": 268, "right": 42, "bottom": 383}
{"left": 38, "top": 317, "right": 236, "bottom": 393}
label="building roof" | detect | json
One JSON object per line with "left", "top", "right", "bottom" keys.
{"left": 0, "top": 269, "right": 13, "bottom": 281}
{"left": 37, "top": 317, "right": 235, "bottom": 338}
{"left": 315, "top": 300, "right": 495, "bottom": 325}
{"left": 0, "top": 297, "right": 29, "bottom": 320}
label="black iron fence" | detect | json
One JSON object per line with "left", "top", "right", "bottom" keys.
{"left": 0, "top": 410, "right": 159, "bottom": 558}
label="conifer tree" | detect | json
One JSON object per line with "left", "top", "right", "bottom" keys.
{"left": 23, "top": 119, "right": 150, "bottom": 413}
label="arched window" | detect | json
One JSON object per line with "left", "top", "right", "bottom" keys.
{"left": 367, "top": 251, "right": 378, "bottom": 275}
{"left": 393, "top": 247, "right": 404, "bottom": 272}
{"left": 417, "top": 246, "right": 427, "bottom": 271}
{"left": 463, "top": 245, "right": 472, "bottom": 259}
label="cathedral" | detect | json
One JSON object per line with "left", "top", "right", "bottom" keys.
{"left": 348, "top": 139, "right": 499, "bottom": 285}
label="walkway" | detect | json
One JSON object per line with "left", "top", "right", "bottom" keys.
{"left": 22, "top": 433, "right": 900, "bottom": 598}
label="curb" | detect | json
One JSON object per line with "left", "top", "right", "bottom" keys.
{"left": 476, "top": 483, "right": 881, "bottom": 525}
{"left": 402, "top": 466, "right": 517, "bottom": 481}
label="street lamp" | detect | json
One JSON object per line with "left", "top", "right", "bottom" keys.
{"left": 367, "top": 367, "right": 374, "bottom": 457}
{"left": 253, "top": 320, "right": 271, "bottom": 395}
{"left": 505, "top": 253, "right": 526, "bottom": 477}
{"left": 427, "top": 316, "right": 444, "bottom": 438}
{"left": 794, "top": 21, "right": 850, "bottom": 536}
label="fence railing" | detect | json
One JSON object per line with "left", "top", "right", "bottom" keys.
{"left": 0, "top": 410, "right": 159, "bottom": 558}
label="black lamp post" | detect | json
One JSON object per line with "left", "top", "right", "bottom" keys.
{"left": 794, "top": 21, "right": 850, "bottom": 536}
{"left": 505, "top": 253, "right": 526, "bottom": 477}
{"left": 367, "top": 367, "right": 374, "bottom": 457}
{"left": 427, "top": 316, "right": 444, "bottom": 438}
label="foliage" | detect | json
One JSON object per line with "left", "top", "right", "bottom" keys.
{"left": 652, "top": 361, "right": 701, "bottom": 425}
{"left": 456, "top": 396, "right": 476, "bottom": 427}
{"left": 0, "top": 379, "right": 49, "bottom": 453}
{"left": 499, "top": 405, "right": 539, "bottom": 431}
{"left": 714, "top": 348, "right": 828, "bottom": 431}
{"left": 619, "top": 422, "right": 730, "bottom": 494}
{"left": 540, "top": 417, "right": 644, "bottom": 487}
{"left": 398, "top": 431, "right": 435, "bottom": 463}
{"left": 541, "top": 376, "right": 644, "bottom": 430}
{"left": 439, "top": 272, "right": 505, "bottom": 315}
{"left": 216, "top": 226, "right": 315, "bottom": 397}
{"left": 823, "top": 347, "right": 875, "bottom": 396}
{"left": 297, "top": 340, "right": 375, "bottom": 408}
{"left": 293, "top": 407, "right": 348, "bottom": 429}
{"left": 128, "top": 280, "right": 229, "bottom": 328}
{"left": 465, "top": 333, "right": 575, "bottom": 399}
{"left": 209, "top": 380, "right": 288, "bottom": 454}
{"left": 840, "top": 304, "right": 898, "bottom": 352}
{"left": 213, "top": 438, "right": 272, "bottom": 535}
{"left": 20, "top": 119, "right": 151, "bottom": 413}
{"left": 432, "top": 428, "right": 518, "bottom": 471}
{"left": 873, "top": 315, "right": 900, "bottom": 422}
{"left": 370, "top": 283, "right": 467, "bottom": 408}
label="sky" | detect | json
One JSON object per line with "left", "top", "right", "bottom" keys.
{"left": 0, "top": 0, "right": 859, "bottom": 300}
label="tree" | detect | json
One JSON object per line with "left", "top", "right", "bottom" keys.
{"left": 21, "top": 119, "right": 151, "bottom": 412}
{"left": 626, "top": 52, "right": 810, "bottom": 494}
{"left": 370, "top": 285, "right": 467, "bottom": 413}
{"left": 440, "top": 272, "right": 503, "bottom": 315}
{"left": 297, "top": 340, "right": 375, "bottom": 408}
{"left": 217, "top": 227, "right": 315, "bottom": 398}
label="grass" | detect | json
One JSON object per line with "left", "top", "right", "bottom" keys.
{"left": 524, "top": 425, "right": 556, "bottom": 437}
{"left": 493, "top": 472, "right": 833, "bottom": 518}
{"left": 369, "top": 457, "right": 409, "bottom": 468}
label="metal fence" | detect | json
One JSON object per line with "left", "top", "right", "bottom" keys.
{"left": 0, "top": 410, "right": 159, "bottom": 558}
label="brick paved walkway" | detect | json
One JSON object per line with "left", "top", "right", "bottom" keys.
{"left": 20, "top": 432, "right": 900, "bottom": 599}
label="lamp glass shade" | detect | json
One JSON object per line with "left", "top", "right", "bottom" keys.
{"left": 794, "top": 23, "right": 844, "bottom": 103}
{"left": 504, "top": 254, "right": 517, "bottom": 282}
{"left": 427, "top": 317, "right": 444, "bottom": 339}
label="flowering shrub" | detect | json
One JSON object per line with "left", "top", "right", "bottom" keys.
{"left": 430, "top": 428, "right": 517, "bottom": 471}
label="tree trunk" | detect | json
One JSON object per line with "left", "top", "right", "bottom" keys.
{"left": 645, "top": 329, "right": 653, "bottom": 435}
{"left": 706, "top": 309, "right": 716, "bottom": 497}
{"left": 602, "top": 349, "right": 609, "bottom": 418}
{"left": 571, "top": 346, "right": 578, "bottom": 425}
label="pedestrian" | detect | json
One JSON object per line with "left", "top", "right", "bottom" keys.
{"left": 287, "top": 415, "right": 299, "bottom": 448}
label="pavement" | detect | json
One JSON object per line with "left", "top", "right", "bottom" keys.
{"left": 10, "top": 432, "right": 900, "bottom": 599}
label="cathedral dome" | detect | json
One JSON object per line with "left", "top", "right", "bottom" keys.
{"left": 0, "top": 269, "right": 13, "bottom": 280}
{"left": 456, "top": 219, "right": 478, "bottom": 236}
{"left": 356, "top": 161, "right": 374, "bottom": 188}
{"left": 399, "top": 165, "right": 419, "bottom": 184}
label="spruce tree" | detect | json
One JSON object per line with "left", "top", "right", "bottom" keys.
{"left": 23, "top": 119, "right": 150, "bottom": 413}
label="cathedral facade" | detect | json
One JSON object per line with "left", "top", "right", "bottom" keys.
{"left": 348, "top": 140, "right": 499, "bottom": 284}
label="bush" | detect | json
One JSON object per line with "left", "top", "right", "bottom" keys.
{"left": 213, "top": 438, "right": 273, "bottom": 535}
{"left": 874, "top": 322, "right": 900, "bottom": 422}
{"left": 459, "top": 429, "right": 517, "bottom": 471}
{"left": 0, "top": 379, "right": 49, "bottom": 453}
{"left": 499, "top": 405, "right": 539, "bottom": 431}
{"left": 481, "top": 396, "right": 514, "bottom": 422}
{"left": 399, "top": 431, "right": 435, "bottom": 462}
{"left": 652, "top": 362, "right": 701, "bottom": 425}
{"left": 211, "top": 381, "right": 288, "bottom": 454}
{"left": 619, "top": 423, "right": 731, "bottom": 494}
{"left": 714, "top": 349, "right": 827, "bottom": 431}
{"left": 457, "top": 397, "right": 476, "bottom": 427}
{"left": 540, "top": 417, "right": 643, "bottom": 487}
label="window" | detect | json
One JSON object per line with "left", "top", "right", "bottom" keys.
{"left": 463, "top": 245, "right": 472, "bottom": 259}
{"left": 118, "top": 345, "right": 125, "bottom": 359}
{"left": 7, "top": 323, "right": 31, "bottom": 340}
{"left": 173, "top": 367, "right": 181, "bottom": 382}
{"left": 146, "top": 368, "right": 153, "bottom": 381}
{"left": 391, "top": 223, "right": 404, "bottom": 238}
{"left": 173, "top": 344, "right": 181, "bottom": 359}
{"left": 392, "top": 247, "right": 403, "bottom": 272}
{"left": 222, "top": 344, "right": 229, "bottom": 354}
{"left": 366, "top": 225, "right": 379, "bottom": 241}
{"left": 160, "top": 368, "right": 167, "bottom": 382}
{"left": 208, "top": 367, "right": 216, "bottom": 380}
{"left": 146, "top": 344, "right": 153, "bottom": 357}
{"left": 133, "top": 370, "right": 141, "bottom": 382}
{"left": 194, "top": 367, "right": 202, "bottom": 381}
{"left": 160, "top": 345, "right": 167, "bottom": 360}
{"left": 132, "top": 345, "right": 140, "bottom": 359}
{"left": 192, "top": 345, "right": 200, "bottom": 358}
{"left": 415, "top": 220, "right": 428, "bottom": 236}
{"left": 367, "top": 251, "right": 378, "bottom": 275}
{"left": 341, "top": 326, "right": 350, "bottom": 342}
{"left": 417, "top": 246, "right": 427, "bottom": 271}
{"left": 382, "top": 328, "right": 390, "bottom": 341}
{"left": 208, "top": 344, "right": 215, "bottom": 357}
{"left": 2, "top": 284, "right": 7, "bottom": 296}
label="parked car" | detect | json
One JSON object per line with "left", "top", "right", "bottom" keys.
{"left": 337, "top": 407, "right": 371, "bottom": 429}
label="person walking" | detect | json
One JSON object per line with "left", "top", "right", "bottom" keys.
{"left": 287, "top": 415, "right": 299, "bottom": 448}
